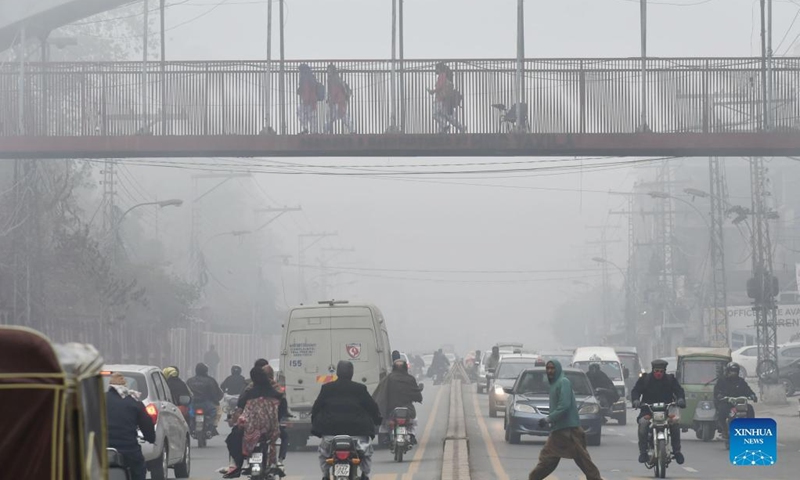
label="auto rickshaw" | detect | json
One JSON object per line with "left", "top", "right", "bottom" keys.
{"left": 674, "top": 347, "right": 731, "bottom": 442}
{"left": 0, "top": 325, "right": 119, "bottom": 479}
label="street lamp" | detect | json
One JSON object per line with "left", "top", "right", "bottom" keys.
{"left": 115, "top": 199, "right": 183, "bottom": 231}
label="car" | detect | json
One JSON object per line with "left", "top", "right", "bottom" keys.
{"left": 731, "top": 345, "right": 758, "bottom": 378}
{"left": 571, "top": 347, "right": 628, "bottom": 425}
{"left": 477, "top": 345, "right": 523, "bottom": 394}
{"left": 777, "top": 342, "right": 800, "bottom": 370}
{"left": 503, "top": 366, "right": 603, "bottom": 446}
{"left": 103, "top": 365, "right": 191, "bottom": 480}
{"left": 488, "top": 354, "right": 542, "bottom": 417}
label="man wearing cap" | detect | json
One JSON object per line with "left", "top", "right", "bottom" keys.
{"left": 631, "top": 359, "right": 687, "bottom": 464}
{"left": 106, "top": 373, "right": 156, "bottom": 480}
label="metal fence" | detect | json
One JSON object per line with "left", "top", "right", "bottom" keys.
{"left": 2, "top": 58, "right": 799, "bottom": 137}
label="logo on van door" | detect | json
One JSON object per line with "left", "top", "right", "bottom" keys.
{"left": 346, "top": 343, "right": 362, "bottom": 359}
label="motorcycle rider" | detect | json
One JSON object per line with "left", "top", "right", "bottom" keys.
{"left": 713, "top": 362, "right": 757, "bottom": 436}
{"left": 106, "top": 373, "right": 156, "bottom": 480}
{"left": 187, "top": 362, "right": 224, "bottom": 435}
{"left": 428, "top": 349, "right": 450, "bottom": 381}
{"left": 585, "top": 363, "right": 619, "bottom": 407}
{"left": 162, "top": 366, "right": 192, "bottom": 409}
{"left": 631, "top": 359, "right": 686, "bottom": 465}
{"left": 222, "top": 365, "right": 249, "bottom": 395}
{"left": 232, "top": 365, "right": 283, "bottom": 477}
{"left": 312, "top": 360, "right": 382, "bottom": 480}
{"left": 372, "top": 359, "right": 424, "bottom": 446}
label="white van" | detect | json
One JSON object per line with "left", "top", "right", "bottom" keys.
{"left": 279, "top": 300, "right": 392, "bottom": 447}
{"left": 571, "top": 346, "right": 628, "bottom": 425}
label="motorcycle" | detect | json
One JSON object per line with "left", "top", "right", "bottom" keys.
{"left": 241, "top": 433, "right": 286, "bottom": 479}
{"left": 389, "top": 407, "right": 413, "bottom": 462}
{"left": 593, "top": 387, "right": 617, "bottom": 423}
{"left": 639, "top": 402, "right": 678, "bottom": 478}
{"left": 720, "top": 396, "right": 750, "bottom": 450}
{"left": 224, "top": 393, "right": 241, "bottom": 427}
{"left": 108, "top": 448, "right": 132, "bottom": 480}
{"left": 188, "top": 404, "right": 217, "bottom": 448}
{"left": 324, "top": 435, "right": 365, "bottom": 480}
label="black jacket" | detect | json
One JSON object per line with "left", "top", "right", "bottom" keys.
{"left": 166, "top": 376, "right": 192, "bottom": 405}
{"left": 586, "top": 370, "right": 619, "bottom": 403}
{"left": 373, "top": 371, "right": 423, "bottom": 419}
{"left": 187, "top": 374, "right": 224, "bottom": 404}
{"left": 631, "top": 372, "right": 685, "bottom": 418}
{"left": 221, "top": 374, "right": 248, "bottom": 395}
{"left": 106, "top": 389, "right": 156, "bottom": 453}
{"left": 311, "top": 379, "right": 382, "bottom": 438}
{"left": 713, "top": 376, "right": 756, "bottom": 404}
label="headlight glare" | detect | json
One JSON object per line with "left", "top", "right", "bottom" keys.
{"left": 579, "top": 404, "right": 600, "bottom": 415}
{"left": 514, "top": 404, "right": 536, "bottom": 413}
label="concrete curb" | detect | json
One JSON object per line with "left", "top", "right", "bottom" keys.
{"left": 441, "top": 379, "right": 470, "bottom": 480}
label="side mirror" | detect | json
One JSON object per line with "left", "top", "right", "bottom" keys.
{"left": 486, "top": 373, "right": 494, "bottom": 380}
{"left": 419, "top": 383, "right": 425, "bottom": 392}
{"left": 623, "top": 367, "right": 630, "bottom": 379}
{"left": 179, "top": 395, "right": 191, "bottom": 406}
{"left": 503, "top": 387, "right": 514, "bottom": 394}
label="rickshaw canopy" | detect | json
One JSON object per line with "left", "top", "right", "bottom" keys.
{"left": 0, "top": 325, "right": 107, "bottom": 480}
{"left": 676, "top": 347, "right": 732, "bottom": 359}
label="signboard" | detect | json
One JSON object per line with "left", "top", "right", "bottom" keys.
{"left": 346, "top": 343, "right": 362, "bottom": 359}
{"left": 730, "top": 418, "right": 777, "bottom": 466}
{"left": 705, "top": 305, "right": 800, "bottom": 345}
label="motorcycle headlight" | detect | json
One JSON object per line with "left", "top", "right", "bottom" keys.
{"left": 578, "top": 404, "right": 600, "bottom": 415}
{"left": 514, "top": 404, "right": 536, "bottom": 414}
{"left": 653, "top": 411, "right": 666, "bottom": 422}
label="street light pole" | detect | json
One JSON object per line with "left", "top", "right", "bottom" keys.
{"left": 592, "top": 257, "right": 631, "bottom": 344}
{"left": 112, "top": 199, "right": 183, "bottom": 262}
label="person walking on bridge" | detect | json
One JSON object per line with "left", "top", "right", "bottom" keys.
{"left": 528, "top": 359, "right": 603, "bottom": 480}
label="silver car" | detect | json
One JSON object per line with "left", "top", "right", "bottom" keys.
{"left": 104, "top": 364, "right": 192, "bottom": 480}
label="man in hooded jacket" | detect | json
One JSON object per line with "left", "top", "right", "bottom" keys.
{"left": 373, "top": 360, "right": 423, "bottom": 445}
{"left": 187, "top": 362, "right": 224, "bottom": 434}
{"left": 585, "top": 363, "right": 620, "bottom": 405}
{"left": 528, "top": 359, "right": 602, "bottom": 480}
{"left": 222, "top": 365, "right": 248, "bottom": 395}
{"left": 631, "top": 359, "right": 686, "bottom": 464}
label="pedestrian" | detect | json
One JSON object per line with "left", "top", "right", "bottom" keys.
{"left": 528, "top": 359, "right": 602, "bottom": 480}
{"left": 106, "top": 373, "right": 156, "bottom": 480}
{"left": 204, "top": 344, "right": 220, "bottom": 379}
{"left": 325, "top": 63, "right": 353, "bottom": 133}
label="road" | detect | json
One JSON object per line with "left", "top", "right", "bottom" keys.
{"left": 465, "top": 383, "right": 800, "bottom": 480}
{"left": 176, "top": 382, "right": 450, "bottom": 480}
{"left": 158, "top": 381, "right": 799, "bottom": 480}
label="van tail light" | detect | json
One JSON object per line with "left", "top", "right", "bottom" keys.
{"left": 145, "top": 403, "right": 159, "bottom": 424}
{"left": 334, "top": 451, "right": 350, "bottom": 461}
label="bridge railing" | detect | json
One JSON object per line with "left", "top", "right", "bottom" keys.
{"left": 1, "top": 57, "right": 799, "bottom": 137}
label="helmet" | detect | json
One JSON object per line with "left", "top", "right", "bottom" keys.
{"left": 725, "top": 362, "right": 740, "bottom": 376}
{"left": 163, "top": 367, "right": 178, "bottom": 379}
{"left": 231, "top": 365, "right": 242, "bottom": 376}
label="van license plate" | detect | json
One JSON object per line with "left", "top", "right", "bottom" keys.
{"left": 250, "top": 452, "right": 263, "bottom": 464}
{"left": 334, "top": 464, "right": 350, "bottom": 476}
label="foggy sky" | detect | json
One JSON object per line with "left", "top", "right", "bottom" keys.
{"left": 61, "top": 0, "right": 800, "bottom": 352}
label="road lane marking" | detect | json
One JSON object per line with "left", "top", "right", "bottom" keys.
{"left": 400, "top": 383, "right": 447, "bottom": 480}
{"left": 682, "top": 466, "right": 699, "bottom": 473}
{"left": 470, "top": 389, "right": 510, "bottom": 480}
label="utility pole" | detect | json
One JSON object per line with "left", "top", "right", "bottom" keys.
{"left": 398, "top": 0, "right": 405, "bottom": 132}
{"left": 298, "top": 232, "right": 337, "bottom": 303}
{"left": 319, "top": 247, "right": 355, "bottom": 299}
{"left": 390, "top": 0, "right": 398, "bottom": 130}
{"left": 707, "top": 157, "right": 730, "bottom": 347}
{"left": 265, "top": 0, "right": 273, "bottom": 132}
{"left": 638, "top": 0, "right": 650, "bottom": 132}
{"left": 653, "top": 162, "right": 678, "bottom": 358}
{"left": 102, "top": 159, "right": 118, "bottom": 261}
{"left": 141, "top": 0, "right": 149, "bottom": 133}
{"left": 515, "top": 0, "right": 525, "bottom": 131}
{"left": 189, "top": 174, "right": 252, "bottom": 286}
{"left": 586, "top": 227, "right": 621, "bottom": 340}
{"left": 279, "top": 0, "right": 287, "bottom": 134}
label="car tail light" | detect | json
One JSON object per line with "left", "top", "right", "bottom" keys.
{"left": 334, "top": 451, "right": 350, "bottom": 461}
{"left": 145, "top": 403, "right": 159, "bottom": 424}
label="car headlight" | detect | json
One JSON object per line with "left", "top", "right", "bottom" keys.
{"left": 579, "top": 404, "right": 600, "bottom": 415}
{"left": 494, "top": 385, "right": 505, "bottom": 394}
{"left": 514, "top": 404, "right": 536, "bottom": 413}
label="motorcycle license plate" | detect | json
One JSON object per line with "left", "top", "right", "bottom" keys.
{"left": 250, "top": 452, "right": 263, "bottom": 464}
{"left": 334, "top": 464, "right": 350, "bottom": 476}
{"left": 397, "top": 427, "right": 407, "bottom": 435}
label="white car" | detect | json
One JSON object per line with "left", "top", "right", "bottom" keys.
{"left": 731, "top": 345, "right": 759, "bottom": 377}
{"left": 104, "top": 365, "right": 191, "bottom": 480}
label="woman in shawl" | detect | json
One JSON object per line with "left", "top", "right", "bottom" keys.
{"left": 236, "top": 365, "right": 282, "bottom": 469}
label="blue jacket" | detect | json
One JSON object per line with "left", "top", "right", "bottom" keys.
{"left": 546, "top": 359, "right": 581, "bottom": 431}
